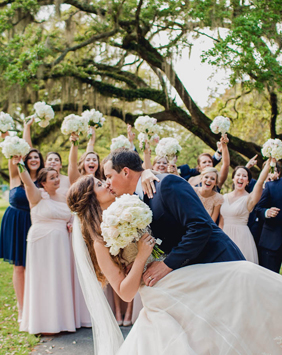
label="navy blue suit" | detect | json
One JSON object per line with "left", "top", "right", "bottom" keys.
{"left": 144, "top": 174, "right": 245, "bottom": 270}
{"left": 256, "top": 179, "right": 282, "bottom": 273}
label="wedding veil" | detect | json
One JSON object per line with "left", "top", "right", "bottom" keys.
{"left": 72, "top": 214, "right": 124, "bottom": 355}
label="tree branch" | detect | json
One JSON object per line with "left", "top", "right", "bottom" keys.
{"left": 52, "top": 28, "right": 119, "bottom": 66}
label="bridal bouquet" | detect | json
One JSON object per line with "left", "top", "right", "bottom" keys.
{"left": 210, "top": 116, "right": 230, "bottom": 135}
{"left": 33, "top": 101, "right": 55, "bottom": 128}
{"left": 110, "top": 135, "right": 131, "bottom": 152}
{"left": 0, "top": 136, "right": 30, "bottom": 172}
{"left": 134, "top": 116, "right": 160, "bottom": 150}
{"left": 0, "top": 112, "right": 14, "bottom": 134}
{"left": 138, "top": 132, "right": 160, "bottom": 150}
{"left": 155, "top": 137, "right": 182, "bottom": 163}
{"left": 81, "top": 109, "right": 105, "bottom": 138}
{"left": 61, "top": 114, "right": 88, "bottom": 145}
{"left": 101, "top": 194, "right": 163, "bottom": 258}
{"left": 261, "top": 138, "right": 282, "bottom": 172}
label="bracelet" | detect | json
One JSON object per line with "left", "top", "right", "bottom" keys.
{"left": 216, "top": 150, "right": 222, "bottom": 155}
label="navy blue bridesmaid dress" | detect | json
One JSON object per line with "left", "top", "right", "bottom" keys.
{"left": 0, "top": 186, "right": 32, "bottom": 267}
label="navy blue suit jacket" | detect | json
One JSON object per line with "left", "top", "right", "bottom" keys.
{"left": 255, "top": 179, "right": 282, "bottom": 251}
{"left": 144, "top": 174, "right": 244, "bottom": 269}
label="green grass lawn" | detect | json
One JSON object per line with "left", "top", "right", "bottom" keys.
{"left": 0, "top": 199, "right": 39, "bottom": 354}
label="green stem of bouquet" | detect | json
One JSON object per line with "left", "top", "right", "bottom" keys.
{"left": 151, "top": 245, "right": 164, "bottom": 259}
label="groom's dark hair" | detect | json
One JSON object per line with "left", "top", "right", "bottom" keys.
{"left": 103, "top": 148, "right": 144, "bottom": 173}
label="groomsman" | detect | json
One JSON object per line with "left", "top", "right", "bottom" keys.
{"left": 256, "top": 176, "right": 282, "bottom": 273}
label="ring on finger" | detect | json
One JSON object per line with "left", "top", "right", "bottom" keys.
{"left": 148, "top": 276, "right": 152, "bottom": 280}
{"left": 150, "top": 180, "right": 154, "bottom": 183}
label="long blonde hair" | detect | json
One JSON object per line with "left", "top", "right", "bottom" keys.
{"left": 67, "top": 175, "right": 122, "bottom": 286}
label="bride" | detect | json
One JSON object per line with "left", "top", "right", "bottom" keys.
{"left": 67, "top": 174, "right": 282, "bottom": 355}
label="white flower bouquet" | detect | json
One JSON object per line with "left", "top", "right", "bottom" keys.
{"left": 210, "top": 116, "right": 230, "bottom": 135}
{"left": 33, "top": 101, "right": 55, "bottom": 128}
{"left": 0, "top": 112, "right": 14, "bottom": 134}
{"left": 155, "top": 137, "right": 182, "bottom": 163}
{"left": 138, "top": 132, "right": 160, "bottom": 150}
{"left": 110, "top": 135, "right": 131, "bottom": 152}
{"left": 81, "top": 109, "right": 105, "bottom": 138}
{"left": 261, "top": 138, "right": 282, "bottom": 172}
{"left": 101, "top": 194, "right": 163, "bottom": 258}
{"left": 0, "top": 136, "right": 30, "bottom": 172}
{"left": 61, "top": 114, "right": 88, "bottom": 145}
{"left": 134, "top": 115, "right": 160, "bottom": 150}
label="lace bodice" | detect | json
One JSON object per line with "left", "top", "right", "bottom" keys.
{"left": 194, "top": 188, "right": 224, "bottom": 216}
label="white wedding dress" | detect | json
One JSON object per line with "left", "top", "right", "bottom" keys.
{"left": 72, "top": 216, "right": 282, "bottom": 355}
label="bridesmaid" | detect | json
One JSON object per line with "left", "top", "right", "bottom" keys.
{"left": 12, "top": 158, "right": 78, "bottom": 334}
{"left": 23, "top": 117, "right": 70, "bottom": 197}
{"left": 188, "top": 134, "right": 230, "bottom": 189}
{"left": 68, "top": 131, "right": 102, "bottom": 184}
{"left": 193, "top": 167, "right": 224, "bottom": 222}
{"left": 0, "top": 137, "right": 44, "bottom": 322}
{"left": 45, "top": 152, "right": 70, "bottom": 198}
{"left": 219, "top": 159, "right": 271, "bottom": 263}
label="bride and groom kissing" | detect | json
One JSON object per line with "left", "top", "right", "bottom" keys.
{"left": 68, "top": 148, "right": 282, "bottom": 355}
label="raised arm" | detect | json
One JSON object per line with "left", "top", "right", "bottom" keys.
{"left": 127, "top": 124, "right": 136, "bottom": 150}
{"left": 143, "top": 141, "right": 153, "bottom": 170}
{"left": 247, "top": 158, "right": 271, "bottom": 212}
{"left": 23, "top": 116, "right": 35, "bottom": 148}
{"left": 218, "top": 134, "right": 230, "bottom": 189}
{"left": 94, "top": 233, "right": 154, "bottom": 302}
{"left": 12, "top": 156, "right": 41, "bottom": 207}
{"left": 68, "top": 134, "right": 81, "bottom": 185}
{"left": 86, "top": 127, "right": 96, "bottom": 153}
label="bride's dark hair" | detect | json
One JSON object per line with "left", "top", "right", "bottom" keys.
{"left": 67, "top": 175, "right": 122, "bottom": 286}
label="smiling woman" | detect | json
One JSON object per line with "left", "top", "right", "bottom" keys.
{"left": 193, "top": 167, "right": 224, "bottom": 222}
{"left": 68, "top": 132, "right": 102, "bottom": 185}
{"left": 219, "top": 160, "right": 271, "bottom": 262}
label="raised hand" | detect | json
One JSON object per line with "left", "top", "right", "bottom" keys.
{"left": 127, "top": 124, "right": 136, "bottom": 143}
{"left": 246, "top": 154, "right": 258, "bottom": 169}
{"left": 12, "top": 155, "right": 22, "bottom": 166}
{"left": 24, "top": 115, "right": 35, "bottom": 128}
{"left": 141, "top": 170, "right": 160, "bottom": 198}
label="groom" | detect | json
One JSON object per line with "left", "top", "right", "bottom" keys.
{"left": 103, "top": 149, "right": 245, "bottom": 286}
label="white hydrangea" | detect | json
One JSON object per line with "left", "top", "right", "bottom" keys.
{"left": 110, "top": 135, "right": 131, "bottom": 152}
{"left": 134, "top": 116, "right": 160, "bottom": 150}
{"left": 0, "top": 112, "right": 13, "bottom": 133}
{"left": 101, "top": 194, "right": 153, "bottom": 256}
{"left": 82, "top": 109, "right": 105, "bottom": 128}
{"left": 34, "top": 101, "right": 55, "bottom": 127}
{"left": 155, "top": 137, "right": 182, "bottom": 162}
{"left": 210, "top": 116, "right": 230, "bottom": 135}
{"left": 261, "top": 138, "right": 282, "bottom": 167}
{"left": 0, "top": 136, "right": 30, "bottom": 159}
{"left": 61, "top": 114, "right": 88, "bottom": 136}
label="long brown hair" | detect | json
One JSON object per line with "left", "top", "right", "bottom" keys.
{"left": 67, "top": 175, "right": 122, "bottom": 286}
{"left": 78, "top": 151, "right": 102, "bottom": 179}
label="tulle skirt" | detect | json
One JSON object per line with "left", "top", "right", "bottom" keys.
{"left": 117, "top": 261, "right": 282, "bottom": 354}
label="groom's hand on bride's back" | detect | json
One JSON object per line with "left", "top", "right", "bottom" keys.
{"left": 143, "top": 261, "right": 172, "bottom": 287}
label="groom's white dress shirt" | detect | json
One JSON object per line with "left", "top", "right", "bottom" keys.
{"left": 135, "top": 177, "right": 144, "bottom": 200}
